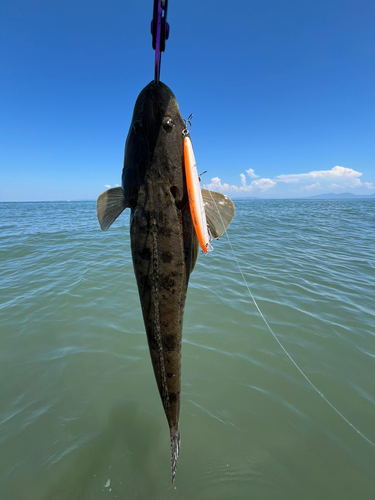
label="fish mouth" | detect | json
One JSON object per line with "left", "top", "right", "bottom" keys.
{"left": 140, "top": 80, "right": 177, "bottom": 98}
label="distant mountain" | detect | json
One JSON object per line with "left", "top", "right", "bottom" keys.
{"left": 306, "top": 192, "right": 375, "bottom": 199}
{"left": 233, "top": 192, "right": 375, "bottom": 201}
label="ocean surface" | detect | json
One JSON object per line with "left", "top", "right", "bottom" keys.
{"left": 0, "top": 198, "right": 374, "bottom": 499}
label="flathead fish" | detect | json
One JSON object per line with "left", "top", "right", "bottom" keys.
{"left": 97, "top": 81, "right": 234, "bottom": 481}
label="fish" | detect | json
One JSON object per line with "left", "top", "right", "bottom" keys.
{"left": 96, "top": 81, "right": 235, "bottom": 482}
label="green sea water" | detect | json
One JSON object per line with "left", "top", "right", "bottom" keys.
{"left": 0, "top": 199, "right": 374, "bottom": 499}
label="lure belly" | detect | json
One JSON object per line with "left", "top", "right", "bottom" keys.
{"left": 183, "top": 135, "right": 211, "bottom": 252}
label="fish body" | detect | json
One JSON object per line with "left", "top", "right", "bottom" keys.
{"left": 97, "top": 81, "right": 234, "bottom": 481}
{"left": 124, "top": 82, "right": 197, "bottom": 478}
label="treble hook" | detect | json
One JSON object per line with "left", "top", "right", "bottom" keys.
{"left": 185, "top": 113, "right": 193, "bottom": 130}
{"left": 182, "top": 113, "right": 193, "bottom": 137}
{"left": 151, "top": 0, "right": 170, "bottom": 83}
{"left": 198, "top": 171, "right": 207, "bottom": 182}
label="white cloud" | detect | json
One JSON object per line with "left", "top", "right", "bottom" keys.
{"left": 246, "top": 168, "right": 259, "bottom": 179}
{"left": 203, "top": 173, "right": 276, "bottom": 194}
{"left": 202, "top": 165, "right": 373, "bottom": 197}
{"left": 276, "top": 166, "right": 373, "bottom": 190}
{"left": 104, "top": 184, "right": 111, "bottom": 188}
{"left": 203, "top": 177, "right": 233, "bottom": 192}
{"left": 304, "top": 182, "right": 323, "bottom": 191}
{"left": 250, "top": 178, "right": 277, "bottom": 191}
{"left": 278, "top": 177, "right": 299, "bottom": 184}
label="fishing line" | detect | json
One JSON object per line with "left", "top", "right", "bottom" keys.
{"left": 207, "top": 190, "right": 375, "bottom": 449}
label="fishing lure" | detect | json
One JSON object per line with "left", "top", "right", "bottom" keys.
{"left": 183, "top": 131, "right": 212, "bottom": 252}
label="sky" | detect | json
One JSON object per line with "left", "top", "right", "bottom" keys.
{"left": 1, "top": 0, "right": 374, "bottom": 201}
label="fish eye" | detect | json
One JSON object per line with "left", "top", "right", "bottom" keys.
{"left": 163, "top": 117, "right": 174, "bottom": 132}
{"left": 132, "top": 120, "right": 143, "bottom": 134}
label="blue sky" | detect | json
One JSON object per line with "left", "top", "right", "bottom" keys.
{"left": 1, "top": 0, "right": 374, "bottom": 201}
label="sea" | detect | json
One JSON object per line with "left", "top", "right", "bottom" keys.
{"left": 0, "top": 198, "right": 374, "bottom": 500}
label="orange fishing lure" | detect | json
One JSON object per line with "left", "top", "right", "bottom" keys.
{"left": 183, "top": 134, "right": 211, "bottom": 252}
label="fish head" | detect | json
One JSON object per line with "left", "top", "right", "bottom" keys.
{"left": 122, "top": 81, "right": 186, "bottom": 209}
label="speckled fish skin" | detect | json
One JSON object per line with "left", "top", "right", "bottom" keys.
{"left": 122, "top": 81, "right": 198, "bottom": 481}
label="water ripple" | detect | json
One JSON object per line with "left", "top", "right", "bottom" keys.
{"left": 1, "top": 199, "right": 375, "bottom": 498}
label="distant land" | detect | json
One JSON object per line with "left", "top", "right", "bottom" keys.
{"left": 70, "top": 192, "right": 375, "bottom": 201}
{"left": 2, "top": 192, "right": 375, "bottom": 202}
{"left": 305, "top": 192, "right": 375, "bottom": 199}
{"left": 233, "top": 192, "right": 375, "bottom": 201}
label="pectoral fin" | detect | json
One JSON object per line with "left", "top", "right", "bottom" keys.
{"left": 97, "top": 187, "right": 129, "bottom": 231}
{"left": 201, "top": 189, "right": 235, "bottom": 239}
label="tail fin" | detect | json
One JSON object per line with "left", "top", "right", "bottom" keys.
{"left": 171, "top": 427, "right": 180, "bottom": 483}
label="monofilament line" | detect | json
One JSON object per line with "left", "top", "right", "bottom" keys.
{"left": 208, "top": 190, "right": 375, "bottom": 450}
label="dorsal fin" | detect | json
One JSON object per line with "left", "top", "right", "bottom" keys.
{"left": 96, "top": 187, "right": 129, "bottom": 231}
{"left": 201, "top": 189, "right": 235, "bottom": 239}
